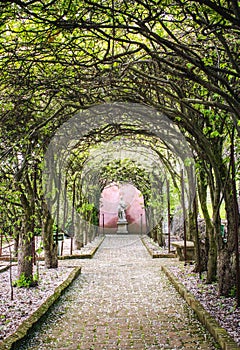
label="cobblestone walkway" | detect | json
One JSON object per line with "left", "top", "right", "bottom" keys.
{"left": 19, "top": 235, "right": 219, "bottom": 350}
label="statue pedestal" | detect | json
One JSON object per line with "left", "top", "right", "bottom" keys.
{"left": 117, "top": 220, "right": 128, "bottom": 234}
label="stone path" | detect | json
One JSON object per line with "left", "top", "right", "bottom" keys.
{"left": 18, "top": 235, "right": 219, "bottom": 350}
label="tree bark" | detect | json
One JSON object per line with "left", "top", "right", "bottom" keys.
{"left": 74, "top": 213, "right": 83, "bottom": 249}
{"left": 13, "top": 229, "right": 19, "bottom": 258}
{"left": 218, "top": 179, "right": 238, "bottom": 296}
{"left": 207, "top": 223, "right": 218, "bottom": 283}
{"left": 18, "top": 204, "right": 34, "bottom": 281}
{"left": 197, "top": 167, "right": 216, "bottom": 279}
{"left": 156, "top": 219, "right": 165, "bottom": 247}
{"left": 187, "top": 210, "right": 195, "bottom": 241}
{"left": 207, "top": 174, "right": 220, "bottom": 284}
{"left": 42, "top": 200, "right": 58, "bottom": 268}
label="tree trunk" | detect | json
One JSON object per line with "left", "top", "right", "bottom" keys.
{"left": 207, "top": 223, "right": 218, "bottom": 283}
{"left": 13, "top": 229, "right": 19, "bottom": 258}
{"left": 150, "top": 210, "right": 158, "bottom": 242}
{"left": 206, "top": 178, "right": 220, "bottom": 284}
{"left": 18, "top": 206, "right": 34, "bottom": 282}
{"left": 42, "top": 200, "right": 58, "bottom": 268}
{"left": 192, "top": 195, "right": 203, "bottom": 274}
{"left": 153, "top": 226, "right": 157, "bottom": 243}
{"left": 74, "top": 213, "right": 83, "bottom": 249}
{"left": 145, "top": 208, "right": 150, "bottom": 236}
{"left": 197, "top": 169, "right": 216, "bottom": 279}
{"left": 15, "top": 178, "right": 35, "bottom": 284}
{"left": 18, "top": 234, "right": 34, "bottom": 280}
{"left": 187, "top": 210, "right": 195, "bottom": 241}
{"left": 186, "top": 164, "right": 196, "bottom": 242}
{"left": 218, "top": 180, "right": 238, "bottom": 296}
{"left": 156, "top": 219, "right": 165, "bottom": 247}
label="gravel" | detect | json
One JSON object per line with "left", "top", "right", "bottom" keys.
{"left": 169, "top": 264, "right": 240, "bottom": 346}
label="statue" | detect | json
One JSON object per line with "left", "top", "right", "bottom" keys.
{"left": 118, "top": 197, "right": 127, "bottom": 221}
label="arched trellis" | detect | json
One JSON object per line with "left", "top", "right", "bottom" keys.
{"left": 43, "top": 102, "right": 195, "bottom": 251}
{"left": 0, "top": 0, "right": 238, "bottom": 302}
{"left": 63, "top": 146, "right": 181, "bottom": 246}
{"left": 58, "top": 137, "right": 174, "bottom": 243}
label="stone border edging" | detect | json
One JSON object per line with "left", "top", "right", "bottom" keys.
{"left": 141, "top": 236, "right": 176, "bottom": 258}
{"left": 162, "top": 266, "right": 240, "bottom": 350}
{"left": 0, "top": 266, "right": 82, "bottom": 350}
{"left": 58, "top": 235, "right": 105, "bottom": 260}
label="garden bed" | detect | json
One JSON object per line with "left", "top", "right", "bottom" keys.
{"left": 168, "top": 263, "right": 240, "bottom": 347}
{"left": 0, "top": 264, "right": 80, "bottom": 347}
{"left": 142, "top": 234, "right": 240, "bottom": 347}
{"left": 141, "top": 235, "right": 176, "bottom": 258}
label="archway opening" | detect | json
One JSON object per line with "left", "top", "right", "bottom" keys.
{"left": 99, "top": 182, "right": 146, "bottom": 234}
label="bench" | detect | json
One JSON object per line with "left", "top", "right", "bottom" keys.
{"left": 171, "top": 241, "right": 195, "bottom": 261}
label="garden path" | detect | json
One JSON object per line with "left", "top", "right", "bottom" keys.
{"left": 19, "top": 235, "right": 218, "bottom": 350}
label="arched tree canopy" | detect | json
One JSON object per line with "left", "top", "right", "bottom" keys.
{"left": 0, "top": 0, "right": 239, "bottom": 299}
{"left": 43, "top": 103, "right": 194, "bottom": 235}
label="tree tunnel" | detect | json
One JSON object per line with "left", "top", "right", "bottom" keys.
{"left": 1, "top": 0, "right": 239, "bottom": 304}
{"left": 43, "top": 102, "right": 195, "bottom": 252}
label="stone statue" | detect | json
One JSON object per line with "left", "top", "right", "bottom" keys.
{"left": 118, "top": 197, "right": 127, "bottom": 221}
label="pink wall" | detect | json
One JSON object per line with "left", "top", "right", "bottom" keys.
{"left": 99, "top": 183, "right": 146, "bottom": 234}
